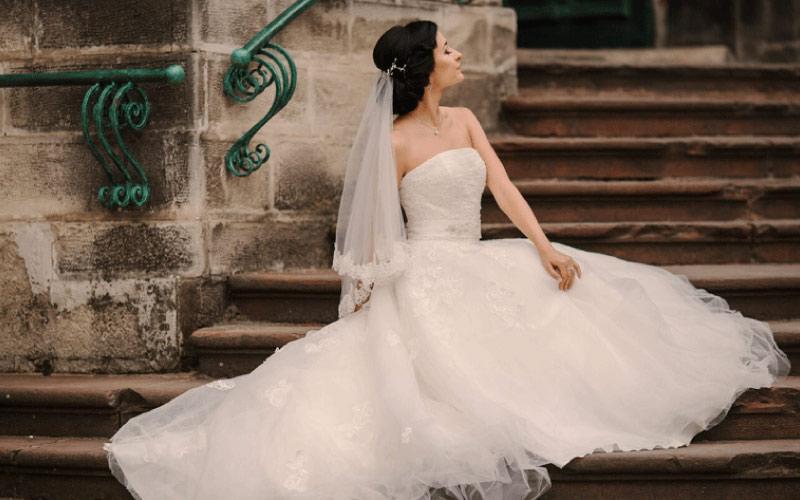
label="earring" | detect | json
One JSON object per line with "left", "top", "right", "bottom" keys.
{"left": 427, "top": 84, "right": 432, "bottom": 91}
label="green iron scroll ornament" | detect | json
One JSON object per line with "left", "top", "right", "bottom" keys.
{"left": 82, "top": 82, "right": 152, "bottom": 207}
{"left": 0, "top": 64, "right": 184, "bottom": 208}
{"left": 222, "top": 0, "right": 315, "bottom": 177}
{"left": 224, "top": 44, "right": 297, "bottom": 177}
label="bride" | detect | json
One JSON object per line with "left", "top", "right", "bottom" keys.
{"left": 104, "top": 20, "right": 790, "bottom": 500}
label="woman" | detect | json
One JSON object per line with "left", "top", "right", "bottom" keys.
{"left": 104, "top": 21, "right": 790, "bottom": 500}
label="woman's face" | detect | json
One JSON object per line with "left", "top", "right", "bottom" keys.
{"left": 429, "top": 31, "right": 463, "bottom": 90}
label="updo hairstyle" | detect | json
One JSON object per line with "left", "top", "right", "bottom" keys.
{"left": 372, "top": 21, "right": 438, "bottom": 116}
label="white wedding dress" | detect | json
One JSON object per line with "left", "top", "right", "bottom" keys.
{"left": 104, "top": 147, "right": 790, "bottom": 500}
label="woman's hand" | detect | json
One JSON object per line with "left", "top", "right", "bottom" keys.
{"left": 539, "top": 246, "right": 582, "bottom": 291}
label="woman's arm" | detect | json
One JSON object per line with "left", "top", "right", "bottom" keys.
{"left": 461, "top": 107, "right": 582, "bottom": 291}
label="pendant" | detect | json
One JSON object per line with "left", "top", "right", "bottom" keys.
{"left": 434, "top": 129, "right": 439, "bottom": 135}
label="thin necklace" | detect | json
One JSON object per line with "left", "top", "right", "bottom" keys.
{"left": 411, "top": 110, "right": 443, "bottom": 135}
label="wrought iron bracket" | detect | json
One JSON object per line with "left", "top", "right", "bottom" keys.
{"left": 222, "top": 0, "right": 315, "bottom": 177}
{"left": 0, "top": 64, "right": 185, "bottom": 208}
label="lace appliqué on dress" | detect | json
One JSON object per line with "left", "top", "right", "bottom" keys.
{"left": 400, "top": 426, "right": 413, "bottom": 444}
{"left": 205, "top": 379, "right": 236, "bottom": 391}
{"left": 303, "top": 329, "right": 341, "bottom": 353}
{"left": 478, "top": 244, "right": 520, "bottom": 270}
{"left": 264, "top": 379, "right": 293, "bottom": 408}
{"left": 486, "top": 281, "right": 530, "bottom": 333}
{"left": 337, "top": 400, "right": 374, "bottom": 439}
{"left": 334, "top": 241, "right": 411, "bottom": 317}
{"left": 284, "top": 450, "right": 310, "bottom": 492}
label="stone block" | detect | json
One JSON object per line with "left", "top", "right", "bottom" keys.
{"left": 177, "top": 276, "right": 228, "bottom": 345}
{"left": 272, "top": 0, "right": 350, "bottom": 54}
{"left": 0, "top": 131, "right": 193, "bottom": 218}
{"left": 205, "top": 52, "right": 311, "bottom": 142}
{"left": 202, "top": 0, "right": 349, "bottom": 53}
{"left": 208, "top": 217, "right": 333, "bottom": 274}
{"left": 274, "top": 141, "right": 350, "bottom": 212}
{"left": 6, "top": 54, "right": 194, "bottom": 132}
{"left": 0, "top": 0, "right": 33, "bottom": 53}
{"left": 439, "top": 6, "right": 489, "bottom": 66}
{"left": 36, "top": 0, "right": 189, "bottom": 49}
{"left": 350, "top": 2, "right": 441, "bottom": 54}
{"left": 312, "top": 64, "right": 376, "bottom": 137}
{"left": 53, "top": 221, "right": 205, "bottom": 278}
{"left": 0, "top": 225, "right": 181, "bottom": 373}
{"left": 489, "top": 8, "right": 517, "bottom": 68}
{"left": 202, "top": 138, "right": 273, "bottom": 211}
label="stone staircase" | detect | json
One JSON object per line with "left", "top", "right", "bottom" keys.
{"left": 2, "top": 53, "right": 800, "bottom": 499}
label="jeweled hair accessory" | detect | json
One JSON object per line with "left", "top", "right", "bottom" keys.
{"left": 385, "top": 57, "right": 407, "bottom": 78}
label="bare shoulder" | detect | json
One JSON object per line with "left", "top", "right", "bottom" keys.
{"left": 446, "top": 106, "right": 479, "bottom": 125}
{"left": 391, "top": 128, "right": 410, "bottom": 174}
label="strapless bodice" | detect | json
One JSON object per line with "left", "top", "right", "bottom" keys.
{"left": 399, "top": 147, "right": 486, "bottom": 241}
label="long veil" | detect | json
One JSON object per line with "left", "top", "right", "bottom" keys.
{"left": 332, "top": 71, "right": 409, "bottom": 317}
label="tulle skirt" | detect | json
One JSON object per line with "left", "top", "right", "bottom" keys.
{"left": 104, "top": 238, "right": 790, "bottom": 500}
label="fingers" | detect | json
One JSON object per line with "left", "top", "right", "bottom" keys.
{"left": 545, "top": 262, "right": 560, "bottom": 281}
{"left": 558, "top": 259, "right": 581, "bottom": 291}
{"left": 562, "top": 267, "right": 574, "bottom": 291}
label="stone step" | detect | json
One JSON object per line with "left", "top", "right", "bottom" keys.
{"left": 229, "top": 264, "right": 800, "bottom": 323}
{"left": 693, "top": 376, "right": 800, "bottom": 441}
{"left": 481, "top": 178, "right": 800, "bottom": 223}
{"left": 1, "top": 436, "right": 797, "bottom": 500}
{"left": 189, "top": 323, "right": 321, "bottom": 378}
{"left": 483, "top": 220, "right": 800, "bottom": 265}
{"left": 516, "top": 55, "right": 800, "bottom": 103}
{"left": 189, "top": 315, "right": 799, "bottom": 377}
{"left": 772, "top": 321, "right": 800, "bottom": 376}
{"left": 0, "top": 436, "right": 132, "bottom": 500}
{"left": 0, "top": 373, "right": 209, "bottom": 438}
{"left": 662, "top": 264, "right": 800, "bottom": 321}
{"left": 502, "top": 97, "right": 800, "bottom": 137}
{"left": 0, "top": 367, "right": 795, "bottom": 441}
{"left": 490, "top": 135, "right": 800, "bottom": 180}
{"left": 539, "top": 439, "right": 800, "bottom": 500}
{"left": 229, "top": 271, "right": 341, "bottom": 324}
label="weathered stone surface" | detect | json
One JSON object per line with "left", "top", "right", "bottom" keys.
{"left": 177, "top": 276, "right": 228, "bottom": 346}
{"left": 202, "top": 138, "right": 273, "bottom": 211}
{"left": 54, "top": 222, "right": 204, "bottom": 278}
{"left": 268, "top": 0, "right": 350, "bottom": 54}
{"left": 0, "top": 131, "right": 193, "bottom": 218}
{"left": 489, "top": 8, "right": 517, "bottom": 68}
{"left": 209, "top": 218, "right": 333, "bottom": 274}
{"left": 0, "top": 0, "right": 33, "bottom": 53}
{"left": 0, "top": 224, "right": 181, "bottom": 373}
{"left": 6, "top": 55, "right": 194, "bottom": 132}
{"left": 312, "top": 63, "right": 377, "bottom": 137}
{"left": 274, "top": 141, "right": 349, "bottom": 212}
{"left": 36, "top": 0, "right": 189, "bottom": 49}
{"left": 200, "top": 0, "right": 269, "bottom": 47}
{"left": 439, "top": 5, "right": 489, "bottom": 66}
{"left": 350, "top": 2, "right": 440, "bottom": 54}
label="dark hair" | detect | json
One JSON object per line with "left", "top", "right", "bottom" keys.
{"left": 372, "top": 20, "right": 438, "bottom": 116}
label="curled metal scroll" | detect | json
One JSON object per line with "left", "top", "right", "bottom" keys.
{"left": 223, "top": 43, "right": 297, "bottom": 177}
{"left": 81, "top": 82, "right": 151, "bottom": 207}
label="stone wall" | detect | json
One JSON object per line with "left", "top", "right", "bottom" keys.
{"left": 0, "top": 0, "right": 515, "bottom": 373}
